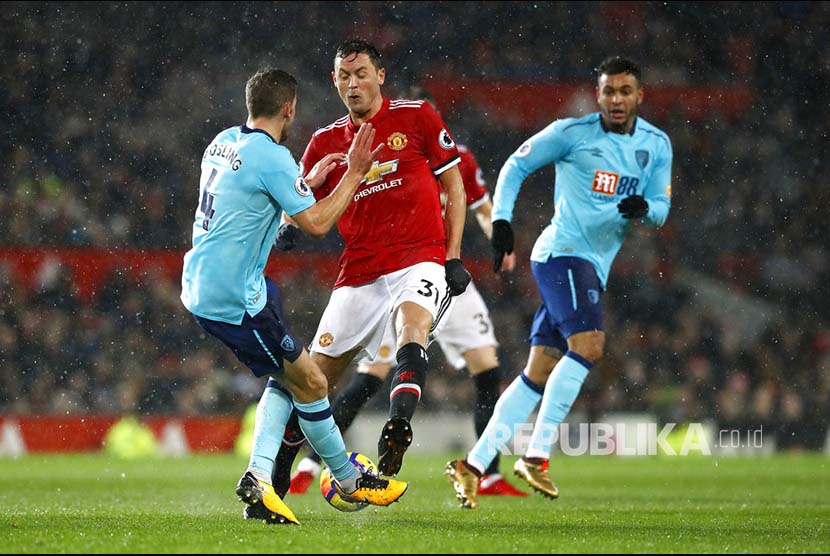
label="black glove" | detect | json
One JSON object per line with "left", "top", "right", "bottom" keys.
{"left": 491, "top": 219, "right": 514, "bottom": 272}
{"left": 273, "top": 222, "right": 300, "bottom": 251}
{"left": 445, "top": 258, "right": 471, "bottom": 296}
{"left": 617, "top": 195, "right": 649, "bottom": 219}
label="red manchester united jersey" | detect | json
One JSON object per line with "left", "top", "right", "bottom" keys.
{"left": 303, "top": 97, "right": 460, "bottom": 288}
{"left": 437, "top": 144, "right": 490, "bottom": 214}
{"left": 455, "top": 144, "right": 490, "bottom": 209}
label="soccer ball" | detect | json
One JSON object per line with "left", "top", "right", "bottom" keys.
{"left": 320, "top": 451, "right": 376, "bottom": 512}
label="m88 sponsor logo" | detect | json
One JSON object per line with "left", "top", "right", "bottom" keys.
{"left": 592, "top": 170, "right": 639, "bottom": 196}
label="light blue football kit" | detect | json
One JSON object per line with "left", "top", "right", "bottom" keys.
{"left": 180, "top": 125, "right": 357, "bottom": 488}
{"left": 181, "top": 125, "right": 315, "bottom": 325}
{"left": 493, "top": 112, "right": 672, "bottom": 286}
{"left": 468, "top": 113, "right": 672, "bottom": 469}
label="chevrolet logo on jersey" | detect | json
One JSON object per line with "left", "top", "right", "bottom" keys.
{"left": 363, "top": 159, "right": 399, "bottom": 184}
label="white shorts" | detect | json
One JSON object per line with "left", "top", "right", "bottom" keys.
{"left": 360, "top": 280, "right": 498, "bottom": 370}
{"left": 311, "top": 262, "right": 452, "bottom": 361}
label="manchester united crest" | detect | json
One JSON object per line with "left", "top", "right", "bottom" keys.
{"left": 319, "top": 332, "right": 334, "bottom": 348}
{"left": 387, "top": 131, "right": 408, "bottom": 151}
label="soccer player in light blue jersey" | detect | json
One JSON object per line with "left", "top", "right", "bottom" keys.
{"left": 448, "top": 56, "right": 672, "bottom": 509}
{"left": 180, "top": 68, "right": 406, "bottom": 524}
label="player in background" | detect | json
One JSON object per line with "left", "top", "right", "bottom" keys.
{"left": 287, "top": 86, "right": 526, "bottom": 498}
{"left": 180, "top": 68, "right": 407, "bottom": 525}
{"left": 244, "top": 39, "right": 471, "bottom": 493}
{"left": 447, "top": 56, "right": 673, "bottom": 509}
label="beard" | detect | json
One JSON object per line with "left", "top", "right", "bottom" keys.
{"left": 605, "top": 106, "right": 638, "bottom": 134}
{"left": 607, "top": 120, "right": 626, "bottom": 133}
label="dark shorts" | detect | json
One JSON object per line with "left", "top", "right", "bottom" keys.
{"left": 529, "top": 256, "right": 604, "bottom": 351}
{"left": 194, "top": 277, "right": 303, "bottom": 377}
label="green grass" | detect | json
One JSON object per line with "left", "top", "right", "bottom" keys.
{"left": 1, "top": 454, "right": 828, "bottom": 553}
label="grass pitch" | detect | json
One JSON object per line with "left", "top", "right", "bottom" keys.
{"left": 1, "top": 453, "right": 828, "bottom": 553}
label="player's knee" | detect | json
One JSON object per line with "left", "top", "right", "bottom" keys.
{"left": 573, "top": 340, "right": 604, "bottom": 364}
{"left": 525, "top": 345, "right": 561, "bottom": 385}
{"left": 465, "top": 347, "right": 499, "bottom": 374}
{"left": 582, "top": 345, "right": 604, "bottom": 364}
{"left": 395, "top": 302, "right": 432, "bottom": 345}
{"left": 567, "top": 332, "right": 605, "bottom": 364}
{"left": 396, "top": 323, "right": 429, "bottom": 347}
{"left": 523, "top": 364, "right": 551, "bottom": 387}
{"left": 311, "top": 349, "right": 359, "bottom": 388}
{"left": 302, "top": 369, "right": 329, "bottom": 399}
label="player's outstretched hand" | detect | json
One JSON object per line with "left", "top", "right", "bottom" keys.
{"left": 445, "top": 258, "right": 471, "bottom": 296}
{"left": 491, "top": 220, "right": 514, "bottom": 273}
{"left": 618, "top": 195, "right": 649, "bottom": 219}
{"left": 346, "top": 123, "right": 384, "bottom": 177}
{"left": 305, "top": 153, "right": 346, "bottom": 189}
{"left": 274, "top": 222, "right": 300, "bottom": 251}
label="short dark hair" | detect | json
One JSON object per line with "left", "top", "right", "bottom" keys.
{"left": 245, "top": 68, "right": 297, "bottom": 119}
{"left": 406, "top": 85, "right": 435, "bottom": 105}
{"left": 596, "top": 56, "right": 642, "bottom": 83}
{"left": 335, "top": 38, "right": 382, "bottom": 70}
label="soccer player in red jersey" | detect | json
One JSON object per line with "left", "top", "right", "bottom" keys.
{"left": 247, "top": 39, "right": 471, "bottom": 487}
{"left": 288, "top": 86, "right": 527, "bottom": 497}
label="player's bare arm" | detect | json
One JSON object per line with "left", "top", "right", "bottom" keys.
{"left": 441, "top": 165, "right": 471, "bottom": 296}
{"left": 293, "top": 123, "right": 383, "bottom": 238}
{"left": 278, "top": 153, "right": 347, "bottom": 229}
{"left": 274, "top": 152, "right": 354, "bottom": 250}
{"left": 440, "top": 165, "right": 465, "bottom": 259}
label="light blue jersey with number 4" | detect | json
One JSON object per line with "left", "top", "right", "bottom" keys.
{"left": 493, "top": 113, "right": 672, "bottom": 288}
{"left": 181, "top": 126, "right": 315, "bottom": 324}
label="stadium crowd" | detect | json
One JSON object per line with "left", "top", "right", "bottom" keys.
{"left": 1, "top": 2, "right": 828, "bottom": 449}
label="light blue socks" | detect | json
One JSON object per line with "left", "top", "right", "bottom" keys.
{"left": 294, "top": 397, "right": 358, "bottom": 489}
{"left": 467, "top": 372, "right": 544, "bottom": 474}
{"left": 248, "top": 379, "right": 293, "bottom": 481}
{"left": 525, "top": 351, "right": 591, "bottom": 460}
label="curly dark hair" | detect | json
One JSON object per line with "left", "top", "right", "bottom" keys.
{"left": 596, "top": 56, "right": 642, "bottom": 83}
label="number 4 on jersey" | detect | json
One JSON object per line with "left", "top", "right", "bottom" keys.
{"left": 200, "top": 168, "right": 218, "bottom": 231}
